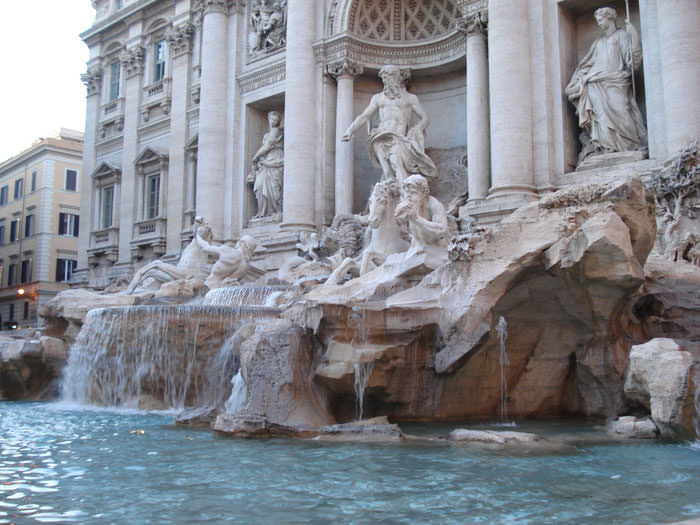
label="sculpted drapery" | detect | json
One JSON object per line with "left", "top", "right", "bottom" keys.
{"left": 565, "top": 7, "right": 647, "bottom": 163}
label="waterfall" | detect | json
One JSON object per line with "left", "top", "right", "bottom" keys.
{"left": 225, "top": 370, "right": 248, "bottom": 414}
{"left": 354, "top": 362, "right": 374, "bottom": 421}
{"left": 495, "top": 316, "right": 510, "bottom": 423}
{"left": 60, "top": 305, "right": 271, "bottom": 411}
{"left": 202, "top": 285, "right": 291, "bottom": 307}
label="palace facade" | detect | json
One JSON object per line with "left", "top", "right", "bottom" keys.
{"left": 78, "top": 0, "right": 700, "bottom": 288}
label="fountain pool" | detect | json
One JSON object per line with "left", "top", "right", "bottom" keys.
{"left": 2, "top": 402, "right": 699, "bottom": 523}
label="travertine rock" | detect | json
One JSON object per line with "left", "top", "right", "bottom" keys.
{"left": 624, "top": 338, "right": 697, "bottom": 438}
{"left": 448, "top": 429, "right": 543, "bottom": 444}
{"left": 235, "top": 319, "right": 334, "bottom": 429}
{"left": 608, "top": 416, "right": 659, "bottom": 439}
{"left": 287, "top": 177, "right": 657, "bottom": 422}
{"left": 0, "top": 337, "right": 62, "bottom": 400}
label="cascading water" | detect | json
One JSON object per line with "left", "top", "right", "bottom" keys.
{"left": 225, "top": 370, "right": 248, "bottom": 414}
{"left": 354, "top": 362, "right": 374, "bottom": 421}
{"left": 61, "top": 305, "right": 271, "bottom": 411}
{"left": 495, "top": 316, "right": 511, "bottom": 423}
{"left": 349, "top": 305, "right": 374, "bottom": 421}
{"left": 202, "top": 285, "right": 291, "bottom": 308}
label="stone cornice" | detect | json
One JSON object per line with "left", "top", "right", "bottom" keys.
{"left": 120, "top": 45, "right": 145, "bottom": 78}
{"left": 456, "top": 0, "right": 488, "bottom": 17}
{"left": 456, "top": 11, "right": 488, "bottom": 37}
{"left": 326, "top": 58, "right": 363, "bottom": 80}
{"left": 81, "top": 66, "right": 103, "bottom": 96}
{"left": 315, "top": 31, "right": 466, "bottom": 72}
{"left": 238, "top": 61, "right": 286, "bottom": 95}
{"left": 166, "top": 22, "right": 194, "bottom": 58}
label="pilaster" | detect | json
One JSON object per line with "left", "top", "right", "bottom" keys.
{"left": 327, "top": 58, "right": 363, "bottom": 216}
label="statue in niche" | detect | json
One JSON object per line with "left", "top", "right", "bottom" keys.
{"left": 195, "top": 233, "right": 259, "bottom": 289}
{"left": 125, "top": 217, "right": 213, "bottom": 293}
{"left": 249, "top": 0, "right": 287, "bottom": 54}
{"left": 565, "top": 7, "right": 647, "bottom": 164}
{"left": 247, "top": 110, "right": 284, "bottom": 218}
{"left": 394, "top": 174, "right": 448, "bottom": 253}
{"left": 342, "top": 65, "right": 437, "bottom": 184}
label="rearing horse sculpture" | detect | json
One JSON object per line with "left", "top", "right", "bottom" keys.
{"left": 325, "top": 179, "right": 408, "bottom": 286}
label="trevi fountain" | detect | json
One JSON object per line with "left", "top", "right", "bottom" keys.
{"left": 2, "top": 1, "right": 700, "bottom": 522}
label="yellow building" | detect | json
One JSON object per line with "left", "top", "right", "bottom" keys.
{"left": 0, "top": 129, "right": 83, "bottom": 330}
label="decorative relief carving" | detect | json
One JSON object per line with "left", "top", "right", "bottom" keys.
{"left": 350, "top": 0, "right": 459, "bottom": 41}
{"left": 238, "top": 62, "right": 286, "bottom": 95}
{"left": 325, "top": 58, "right": 364, "bottom": 80}
{"left": 120, "top": 45, "right": 145, "bottom": 77}
{"left": 81, "top": 66, "right": 103, "bottom": 96}
{"left": 456, "top": 11, "right": 487, "bottom": 36}
{"left": 248, "top": 0, "right": 287, "bottom": 57}
{"left": 166, "top": 22, "right": 194, "bottom": 57}
{"left": 202, "top": 0, "right": 235, "bottom": 15}
{"left": 316, "top": 31, "right": 466, "bottom": 69}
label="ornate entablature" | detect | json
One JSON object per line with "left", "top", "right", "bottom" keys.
{"left": 316, "top": 31, "right": 466, "bottom": 71}
{"left": 238, "top": 62, "right": 286, "bottom": 95}
{"left": 247, "top": 0, "right": 287, "bottom": 61}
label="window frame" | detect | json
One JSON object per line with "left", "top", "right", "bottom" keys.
{"left": 65, "top": 169, "right": 78, "bottom": 192}
{"left": 14, "top": 179, "right": 23, "bottom": 200}
{"left": 0, "top": 186, "right": 7, "bottom": 205}
{"left": 153, "top": 40, "right": 167, "bottom": 83}
{"left": 58, "top": 212, "right": 79, "bottom": 237}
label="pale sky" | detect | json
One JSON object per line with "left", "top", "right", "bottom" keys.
{"left": 0, "top": 1, "right": 95, "bottom": 162}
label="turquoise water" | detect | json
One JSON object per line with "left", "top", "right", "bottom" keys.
{"left": 1, "top": 402, "right": 699, "bottom": 524}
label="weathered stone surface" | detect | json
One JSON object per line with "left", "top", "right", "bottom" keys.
{"left": 282, "top": 177, "right": 657, "bottom": 423}
{"left": 624, "top": 338, "right": 697, "bottom": 438}
{"left": 0, "top": 336, "right": 62, "bottom": 400}
{"left": 448, "top": 429, "right": 543, "bottom": 445}
{"left": 236, "top": 319, "right": 334, "bottom": 428}
{"left": 608, "top": 416, "right": 659, "bottom": 439}
{"left": 317, "top": 417, "right": 405, "bottom": 442}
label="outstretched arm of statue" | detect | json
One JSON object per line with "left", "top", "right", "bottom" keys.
{"left": 342, "top": 96, "right": 378, "bottom": 141}
{"left": 195, "top": 231, "right": 220, "bottom": 258}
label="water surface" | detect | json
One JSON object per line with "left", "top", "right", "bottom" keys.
{"left": 1, "top": 402, "right": 699, "bottom": 523}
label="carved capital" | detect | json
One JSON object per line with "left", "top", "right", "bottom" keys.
{"left": 202, "top": 0, "right": 235, "bottom": 15}
{"left": 326, "top": 58, "right": 364, "bottom": 80}
{"left": 120, "top": 45, "right": 145, "bottom": 78}
{"left": 457, "top": 11, "right": 488, "bottom": 37}
{"left": 81, "top": 66, "right": 103, "bottom": 96}
{"left": 166, "top": 22, "right": 194, "bottom": 58}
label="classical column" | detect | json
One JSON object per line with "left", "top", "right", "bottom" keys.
{"left": 327, "top": 58, "right": 363, "bottom": 216}
{"left": 197, "top": 1, "right": 229, "bottom": 238}
{"left": 119, "top": 44, "right": 145, "bottom": 262}
{"left": 77, "top": 64, "right": 102, "bottom": 272}
{"left": 165, "top": 21, "right": 194, "bottom": 251}
{"left": 282, "top": 0, "right": 317, "bottom": 230}
{"left": 459, "top": 12, "right": 490, "bottom": 201}
{"left": 657, "top": 0, "right": 700, "bottom": 155}
{"left": 487, "top": 0, "right": 536, "bottom": 200}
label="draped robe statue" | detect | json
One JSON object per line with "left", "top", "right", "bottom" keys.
{"left": 565, "top": 7, "right": 647, "bottom": 163}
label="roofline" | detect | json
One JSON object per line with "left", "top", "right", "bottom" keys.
{"left": 0, "top": 136, "right": 84, "bottom": 174}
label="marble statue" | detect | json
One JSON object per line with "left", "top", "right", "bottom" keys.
{"left": 565, "top": 7, "right": 646, "bottom": 163}
{"left": 394, "top": 174, "right": 448, "bottom": 253}
{"left": 342, "top": 65, "right": 437, "bottom": 183}
{"left": 249, "top": 0, "right": 287, "bottom": 54}
{"left": 125, "top": 217, "right": 213, "bottom": 293}
{"left": 195, "top": 233, "right": 258, "bottom": 289}
{"left": 247, "top": 111, "right": 284, "bottom": 218}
